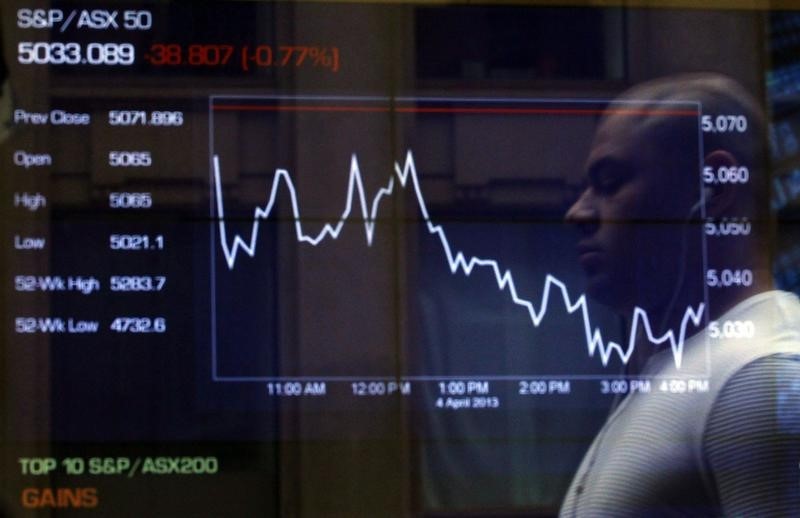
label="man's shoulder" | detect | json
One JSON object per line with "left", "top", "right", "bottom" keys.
{"left": 702, "top": 352, "right": 800, "bottom": 515}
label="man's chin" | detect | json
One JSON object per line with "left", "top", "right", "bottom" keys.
{"left": 584, "top": 274, "right": 631, "bottom": 315}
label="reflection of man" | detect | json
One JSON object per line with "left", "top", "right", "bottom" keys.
{"left": 560, "top": 74, "right": 800, "bottom": 515}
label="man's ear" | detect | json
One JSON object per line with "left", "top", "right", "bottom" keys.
{"left": 702, "top": 149, "right": 739, "bottom": 217}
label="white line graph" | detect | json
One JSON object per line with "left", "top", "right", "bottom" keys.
{"left": 212, "top": 150, "right": 705, "bottom": 369}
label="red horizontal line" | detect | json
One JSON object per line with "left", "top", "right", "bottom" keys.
{"left": 396, "top": 107, "right": 699, "bottom": 116}
{"left": 213, "top": 105, "right": 390, "bottom": 113}
{"left": 212, "top": 104, "right": 698, "bottom": 116}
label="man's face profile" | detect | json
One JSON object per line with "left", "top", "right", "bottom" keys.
{"left": 566, "top": 110, "right": 699, "bottom": 316}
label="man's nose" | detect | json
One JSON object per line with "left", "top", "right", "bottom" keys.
{"left": 565, "top": 190, "right": 599, "bottom": 236}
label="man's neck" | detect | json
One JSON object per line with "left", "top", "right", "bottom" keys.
{"left": 623, "top": 275, "right": 771, "bottom": 376}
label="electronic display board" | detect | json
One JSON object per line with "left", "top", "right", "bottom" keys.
{"left": 1, "top": 1, "right": 799, "bottom": 515}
